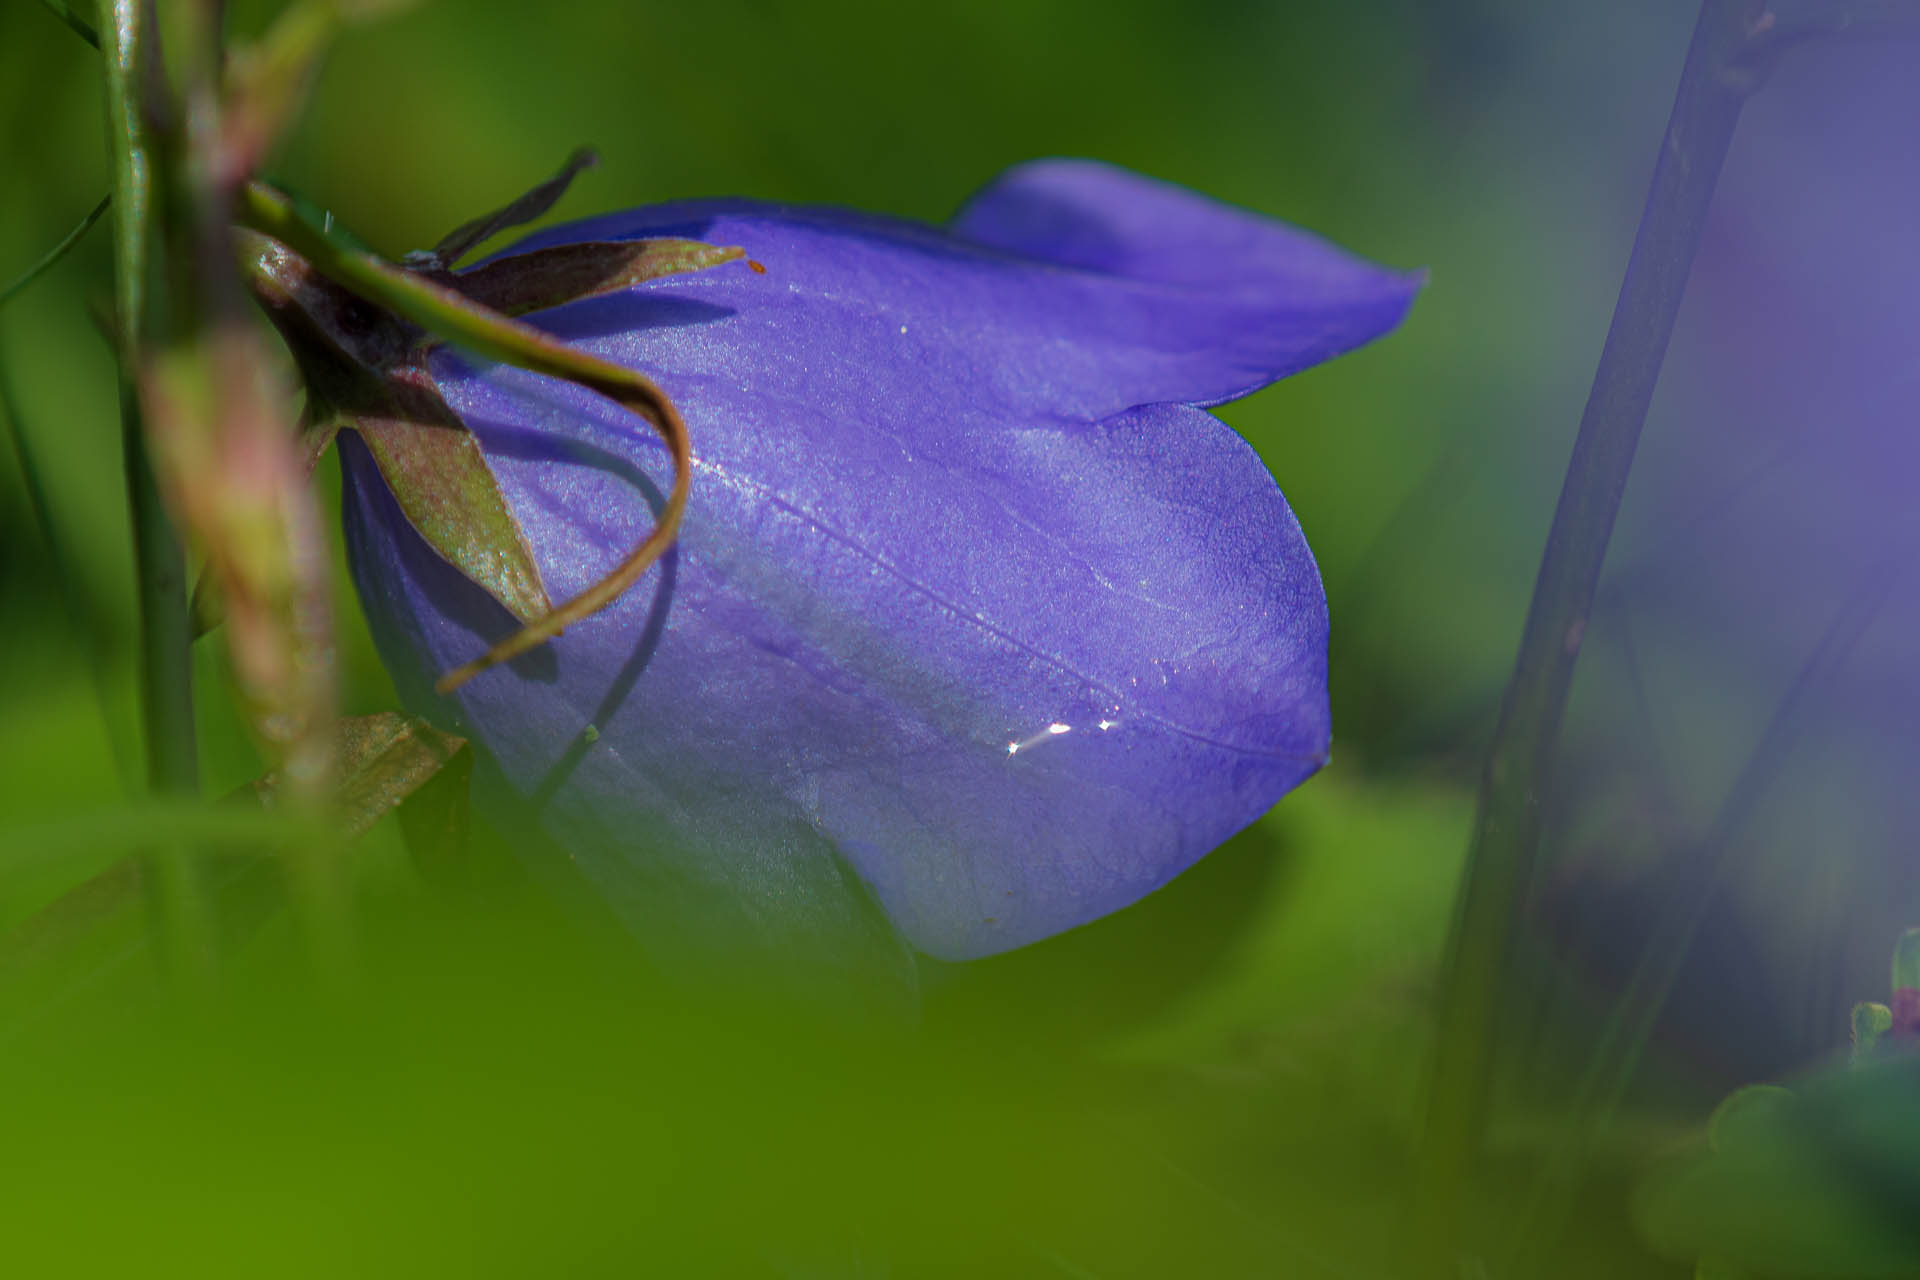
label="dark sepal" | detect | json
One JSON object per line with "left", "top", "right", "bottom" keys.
{"left": 450, "top": 238, "right": 747, "bottom": 317}
{"left": 417, "top": 146, "right": 599, "bottom": 271}
{"left": 246, "top": 230, "right": 553, "bottom": 625}
{"left": 244, "top": 711, "right": 469, "bottom": 839}
{"left": 341, "top": 369, "right": 553, "bottom": 625}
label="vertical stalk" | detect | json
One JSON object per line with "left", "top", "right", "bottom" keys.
{"left": 124, "top": 397, "right": 198, "bottom": 798}
{"left": 103, "top": 0, "right": 215, "bottom": 980}
{"left": 1409, "top": 0, "right": 1764, "bottom": 1268}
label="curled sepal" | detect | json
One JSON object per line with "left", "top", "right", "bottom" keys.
{"left": 245, "top": 711, "right": 467, "bottom": 838}
{"left": 451, "top": 239, "right": 747, "bottom": 317}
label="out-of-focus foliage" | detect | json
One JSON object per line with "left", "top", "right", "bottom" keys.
{"left": 4, "top": 0, "right": 1918, "bottom": 1274}
{"left": 1636, "top": 1060, "right": 1920, "bottom": 1276}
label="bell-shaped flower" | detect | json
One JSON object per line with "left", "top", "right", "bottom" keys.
{"left": 332, "top": 159, "right": 1420, "bottom": 966}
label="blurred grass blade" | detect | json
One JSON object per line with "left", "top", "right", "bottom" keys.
{"left": 0, "top": 805, "right": 324, "bottom": 1021}
{"left": 0, "top": 852, "right": 286, "bottom": 1038}
{"left": 428, "top": 147, "right": 598, "bottom": 268}
{"left": 0, "top": 195, "right": 109, "bottom": 310}
{"left": 0, "top": 346, "right": 136, "bottom": 793}
{"left": 221, "top": 0, "right": 348, "bottom": 180}
{"left": 35, "top": 0, "right": 99, "bottom": 48}
{"left": 0, "top": 804, "right": 337, "bottom": 875}
{"left": 223, "top": 0, "right": 422, "bottom": 180}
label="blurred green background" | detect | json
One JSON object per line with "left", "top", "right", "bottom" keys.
{"left": 4, "top": 2, "right": 1918, "bottom": 1276}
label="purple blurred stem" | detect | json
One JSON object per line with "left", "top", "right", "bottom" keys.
{"left": 1410, "top": 0, "right": 1764, "bottom": 1268}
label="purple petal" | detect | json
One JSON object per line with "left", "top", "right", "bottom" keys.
{"left": 485, "top": 175, "right": 1418, "bottom": 415}
{"left": 951, "top": 155, "right": 1417, "bottom": 318}
{"left": 340, "top": 166, "right": 1411, "bottom": 962}
{"left": 347, "top": 379, "right": 1326, "bottom": 961}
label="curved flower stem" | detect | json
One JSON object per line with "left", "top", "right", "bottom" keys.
{"left": 102, "top": 0, "right": 215, "bottom": 983}
{"left": 1408, "top": 0, "right": 1774, "bottom": 1268}
{"left": 235, "top": 180, "right": 693, "bottom": 695}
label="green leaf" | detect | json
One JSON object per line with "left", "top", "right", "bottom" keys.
{"left": 1635, "top": 1058, "right": 1920, "bottom": 1276}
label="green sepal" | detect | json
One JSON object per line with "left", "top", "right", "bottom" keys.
{"left": 426, "top": 147, "right": 599, "bottom": 269}
{"left": 451, "top": 238, "right": 748, "bottom": 317}
{"left": 240, "top": 179, "right": 720, "bottom": 689}
{"left": 343, "top": 368, "right": 553, "bottom": 625}
{"left": 246, "top": 711, "right": 468, "bottom": 838}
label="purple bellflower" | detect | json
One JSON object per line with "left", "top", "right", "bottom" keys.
{"left": 337, "top": 160, "right": 1420, "bottom": 964}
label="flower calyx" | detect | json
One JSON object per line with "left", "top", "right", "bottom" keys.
{"left": 238, "top": 167, "right": 749, "bottom": 663}
{"left": 246, "top": 230, "right": 554, "bottom": 628}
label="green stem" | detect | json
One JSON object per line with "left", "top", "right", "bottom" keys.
{"left": 1409, "top": 1, "right": 1765, "bottom": 1268}
{"left": 123, "top": 387, "right": 200, "bottom": 793}
{"left": 0, "top": 195, "right": 110, "bottom": 309}
{"left": 103, "top": 0, "right": 215, "bottom": 983}
{"left": 36, "top": 0, "right": 100, "bottom": 49}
